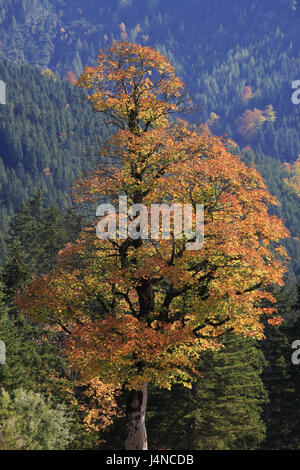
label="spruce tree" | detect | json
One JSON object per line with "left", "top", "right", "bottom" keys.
{"left": 261, "top": 285, "right": 300, "bottom": 449}
{"left": 146, "top": 333, "right": 267, "bottom": 450}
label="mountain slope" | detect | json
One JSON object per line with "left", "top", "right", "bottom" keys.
{"left": 0, "top": 59, "right": 107, "bottom": 257}
{"left": 0, "top": 0, "right": 300, "bottom": 276}
{"left": 1, "top": 0, "right": 300, "bottom": 161}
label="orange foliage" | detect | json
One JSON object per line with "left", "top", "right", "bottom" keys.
{"left": 206, "top": 112, "right": 220, "bottom": 128}
{"left": 42, "top": 167, "right": 51, "bottom": 177}
{"left": 17, "top": 43, "right": 289, "bottom": 392}
{"left": 65, "top": 71, "right": 77, "bottom": 85}
{"left": 236, "top": 108, "right": 266, "bottom": 139}
{"left": 78, "top": 379, "right": 122, "bottom": 438}
{"left": 76, "top": 42, "right": 186, "bottom": 131}
{"left": 236, "top": 105, "right": 276, "bottom": 140}
{"left": 241, "top": 86, "right": 254, "bottom": 103}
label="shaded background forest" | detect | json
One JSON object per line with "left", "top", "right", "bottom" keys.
{"left": 1, "top": 0, "right": 300, "bottom": 450}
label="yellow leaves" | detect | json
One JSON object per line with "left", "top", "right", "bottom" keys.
{"left": 62, "top": 313, "right": 213, "bottom": 389}
{"left": 275, "top": 245, "right": 288, "bottom": 257}
{"left": 79, "top": 378, "right": 122, "bottom": 440}
{"left": 41, "top": 68, "right": 57, "bottom": 81}
{"left": 76, "top": 42, "right": 185, "bottom": 132}
{"left": 264, "top": 104, "right": 276, "bottom": 123}
{"left": 19, "top": 117, "right": 290, "bottom": 388}
{"left": 16, "top": 43, "right": 290, "bottom": 393}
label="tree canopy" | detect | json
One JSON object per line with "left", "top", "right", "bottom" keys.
{"left": 17, "top": 43, "right": 289, "bottom": 394}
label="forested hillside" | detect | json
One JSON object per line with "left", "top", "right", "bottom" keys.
{"left": 1, "top": 0, "right": 300, "bottom": 161}
{"left": 1, "top": 0, "right": 300, "bottom": 452}
{"left": 1, "top": 0, "right": 300, "bottom": 275}
{"left": 0, "top": 59, "right": 107, "bottom": 257}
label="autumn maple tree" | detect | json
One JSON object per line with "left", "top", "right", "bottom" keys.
{"left": 236, "top": 105, "right": 276, "bottom": 140}
{"left": 17, "top": 42, "right": 289, "bottom": 450}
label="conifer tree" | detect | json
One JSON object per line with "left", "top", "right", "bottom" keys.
{"left": 261, "top": 285, "right": 300, "bottom": 450}
{"left": 147, "top": 334, "right": 267, "bottom": 450}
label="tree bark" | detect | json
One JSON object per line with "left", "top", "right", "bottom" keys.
{"left": 125, "top": 382, "right": 148, "bottom": 450}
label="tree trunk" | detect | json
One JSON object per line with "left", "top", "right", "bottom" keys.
{"left": 125, "top": 382, "right": 148, "bottom": 450}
